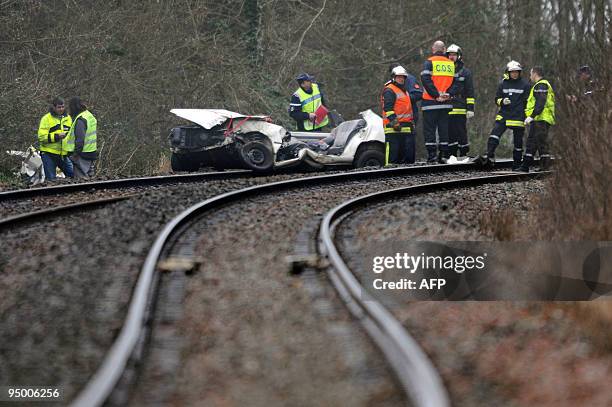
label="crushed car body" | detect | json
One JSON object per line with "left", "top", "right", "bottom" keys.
{"left": 168, "top": 109, "right": 386, "bottom": 172}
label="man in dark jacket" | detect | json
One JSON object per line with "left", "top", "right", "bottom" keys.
{"left": 446, "top": 44, "right": 475, "bottom": 157}
{"left": 477, "top": 60, "right": 531, "bottom": 169}
{"left": 420, "top": 41, "right": 456, "bottom": 163}
{"left": 288, "top": 73, "right": 329, "bottom": 132}
{"left": 381, "top": 66, "right": 416, "bottom": 164}
{"left": 520, "top": 66, "right": 555, "bottom": 172}
{"left": 67, "top": 97, "right": 98, "bottom": 178}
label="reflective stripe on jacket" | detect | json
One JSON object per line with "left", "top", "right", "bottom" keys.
{"left": 37, "top": 112, "right": 72, "bottom": 155}
{"left": 66, "top": 110, "right": 97, "bottom": 153}
{"left": 494, "top": 74, "right": 531, "bottom": 126}
{"left": 294, "top": 83, "right": 329, "bottom": 131}
{"left": 449, "top": 61, "right": 475, "bottom": 115}
{"left": 421, "top": 55, "right": 455, "bottom": 101}
{"left": 526, "top": 79, "right": 555, "bottom": 125}
{"left": 381, "top": 82, "right": 414, "bottom": 134}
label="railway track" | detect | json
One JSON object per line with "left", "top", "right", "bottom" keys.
{"left": 0, "top": 160, "right": 515, "bottom": 228}
{"left": 0, "top": 170, "right": 252, "bottom": 202}
{"left": 0, "top": 160, "right": 516, "bottom": 203}
{"left": 318, "top": 171, "right": 547, "bottom": 407}
{"left": 66, "top": 162, "right": 534, "bottom": 407}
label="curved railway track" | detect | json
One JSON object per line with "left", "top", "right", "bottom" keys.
{"left": 318, "top": 171, "right": 547, "bottom": 407}
{"left": 0, "top": 160, "right": 515, "bottom": 230}
{"left": 0, "top": 159, "right": 516, "bottom": 202}
{"left": 66, "top": 162, "right": 537, "bottom": 407}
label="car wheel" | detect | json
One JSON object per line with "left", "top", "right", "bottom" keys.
{"left": 240, "top": 141, "right": 274, "bottom": 171}
{"left": 354, "top": 147, "right": 385, "bottom": 168}
{"left": 171, "top": 152, "right": 201, "bottom": 172}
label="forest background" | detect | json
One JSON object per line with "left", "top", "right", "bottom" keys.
{"left": 0, "top": 0, "right": 608, "bottom": 176}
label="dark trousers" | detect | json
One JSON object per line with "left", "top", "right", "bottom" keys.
{"left": 522, "top": 121, "right": 550, "bottom": 170}
{"left": 423, "top": 108, "right": 450, "bottom": 160}
{"left": 487, "top": 121, "right": 525, "bottom": 166}
{"left": 385, "top": 133, "right": 416, "bottom": 165}
{"left": 448, "top": 115, "right": 469, "bottom": 156}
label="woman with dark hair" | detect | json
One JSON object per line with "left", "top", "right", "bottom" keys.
{"left": 66, "top": 97, "right": 98, "bottom": 178}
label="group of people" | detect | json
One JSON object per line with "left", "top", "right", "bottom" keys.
{"left": 289, "top": 40, "right": 560, "bottom": 172}
{"left": 37, "top": 97, "right": 98, "bottom": 180}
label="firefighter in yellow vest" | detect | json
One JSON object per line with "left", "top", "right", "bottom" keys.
{"left": 381, "top": 66, "right": 415, "bottom": 164}
{"left": 519, "top": 66, "right": 555, "bottom": 172}
{"left": 37, "top": 97, "right": 74, "bottom": 180}
{"left": 288, "top": 73, "right": 329, "bottom": 131}
{"left": 66, "top": 97, "right": 98, "bottom": 178}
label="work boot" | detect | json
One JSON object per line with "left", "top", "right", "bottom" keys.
{"left": 539, "top": 156, "right": 551, "bottom": 171}
{"left": 438, "top": 150, "right": 450, "bottom": 164}
{"left": 427, "top": 151, "right": 438, "bottom": 164}
{"left": 512, "top": 160, "right": 522, "bottom": 171}
{"left": 521, "top": 155, "right": 534, "bottom": 172}
{"left": 512, "top": 148, "right": 523, "bottom": 166}
{"left": 471, "top": 155, "right": 486, "bottom": 168}
{"left": 482, "top": 155, "right": 495, "bottom": 170}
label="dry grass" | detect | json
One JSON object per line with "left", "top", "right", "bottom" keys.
{"left": 485, "top": 61, "right": 612, "bottom": 341}
{"left": 479, "top": 208, "right": 517, "bottom": 241}
{"left": 155, "top": 153, "right": 171, "bottom": 175}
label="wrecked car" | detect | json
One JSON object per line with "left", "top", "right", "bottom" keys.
{"left": 168, "top": 109, "right": 386, "bottom": 172}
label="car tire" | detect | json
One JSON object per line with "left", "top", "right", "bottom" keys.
{"left": 240, "top": 140, "right": 274, "bottom": 171}
{"left": 171, "top": 152, "right": 201, "bottom": 172}
{"left": 354, "top": 146, "right": 385, "bottom": 168}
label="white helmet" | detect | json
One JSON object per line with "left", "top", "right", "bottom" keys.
{"left": 506, "top": 60, "right": 523, "bottom": 72}
{"left": 391, "top": 66, "right": 409, "bottom": 77}
{"left": 446, "top": 44, "right": 462, "bottom": 55}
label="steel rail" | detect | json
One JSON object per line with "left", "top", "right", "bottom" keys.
{"left": 0, "top": 196, "right": 132, "bottom": 230}
{"left": 318, "top": 172, "right": 547, "bottom": 407}
{"left": 69, "top": 160, "right": 516, "bottom": 407}
{"left": 0, "top": 159, "right": 516, "bottom": 202}
{"left": 0, "top": 170, "right": 252, "bottom": 201}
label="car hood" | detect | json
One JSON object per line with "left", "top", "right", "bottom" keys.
{"left": 170, "top": 109, "right": 270, "bottom": 129}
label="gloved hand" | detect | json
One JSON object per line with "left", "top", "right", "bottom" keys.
{"left": 466, "top": 111, "right": 474, "bottom": 119}
{"left": 524, "top": 117, "right": 534, "bottom": 125}
{"left": 54, "top": 132, "right": 66, "bottom": 141}
{"left": 502, "top": 98, "right": 511, "bottom": 105}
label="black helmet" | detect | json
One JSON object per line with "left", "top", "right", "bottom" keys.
{"left": 295, "top": 73, "right": 314, "bottom": 83}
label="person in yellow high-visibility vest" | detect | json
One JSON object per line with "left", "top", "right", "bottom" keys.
{"left": 288, "top": 73, "right": 329, "bottom": 132}
{"left": 37, "top": 97, "right": 74, "bottom": 180}
{"left": 66, "top": 97, "right": 98, "bottom": 178}
{"left": 519, "top": 66, "right": 555, "bottom": 172}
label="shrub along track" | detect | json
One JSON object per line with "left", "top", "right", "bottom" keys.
{"left": 0, "top": 162, "right": 511, "bottom": 406}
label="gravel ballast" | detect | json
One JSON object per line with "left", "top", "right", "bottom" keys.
{"left": 129, "top": 171, "right": 491, "bottom": 406}
{"left": 336, "top": 180, "right": 612, "bottom": 406}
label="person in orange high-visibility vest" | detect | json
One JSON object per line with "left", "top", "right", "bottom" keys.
{"left": 420, "top": 41, "right": 456, "bottom": 163}
{"left": 380, "top": 66, "right": 415, "bottom": 165}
